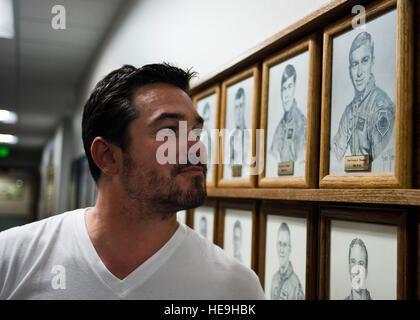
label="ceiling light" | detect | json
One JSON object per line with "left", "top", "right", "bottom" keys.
{"left": 0, "top": 0, "right": 15, "bottom": 39}
{"left": 0, "top": 109, "right": 18, "bottom": 124}
{"left": 0, "top": 134, "right": 18, "bottom": 144}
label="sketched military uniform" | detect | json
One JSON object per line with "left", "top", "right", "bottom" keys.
{"left": 270, "top": 101, "right": 306, "bottom": 163}
{"left": 200, "top": 127, "right": 212, "bottom": 165}
{"left": 332, "top": 76, "right": 395, "bottom": 162}
{"left": 270, "top": 262, "right": 304, "bottom": 300}
{"left": 345, "top": 289, "right": 372, "bottom": 300}
{"left": 229, "top": 128, "right": 251, "bottom": 166}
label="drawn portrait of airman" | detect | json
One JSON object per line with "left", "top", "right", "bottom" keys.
{"left": 345, "top": 238, "right": 372, "bottom": 300}
{"left": 232, "top": 220, "right": 243, "bottom": 263}
{"left": 270, "top": 64, "right": 306, "bottom": 165}
{"left": 270, "top": 222, "right": 304, "bottom": 300}
{"left": 229, "top": 87, "right": 250, "bottom": 168}
{"left": 199, "top": 216, "right": 208, "bottom": 239}
{"left": 200, "top": 102, "right": 212, "bottom": 167}
{"left": 332, "top": 31, "right": 395, "bottom": 165}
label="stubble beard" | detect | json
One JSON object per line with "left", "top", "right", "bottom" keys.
{"left": 121, "top": 154, "right": 207, "bottom": 219}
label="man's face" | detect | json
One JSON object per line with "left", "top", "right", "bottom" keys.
{"left": 277, "top": 229, "right": 291, "bottom": 272}
{"left": 281, "top": 76, "right": 295, "bottom": 112}
{"left": 349, "top": 42, "right": 374, "bottom": 93}
{"left": 233, "top": 226, "right": 241, "bottom": 254}
{"left": 120, "top": 83, "right": 207, "bottom": 216}
{"left": 349, "top": 244, "right": 368, "bottom": 292}
{"left": 234, "top": 95, "right": 245, "bottom": 129}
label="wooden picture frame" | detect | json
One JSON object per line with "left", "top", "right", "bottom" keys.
{"left": 318, "top": 205, "right": 409, "bottom": 300}
{"left": 258, "top": 201, "right": 317, "bottom": 299}
{"left": 192, "top": 85, "right": 221, "bottom": 188}
{"left": 259, "top": 34, "right": 321, "bottom": 188}
{"left": 319, "top": 0, "right": 413, "bottom": 188}
{"left": 218, "top": 65, "right": 261, "bottom": 188}
{"left": 216, "top": 199, "right": 258, "bottom": 272}
{"left": 189, "top": 198, "right": 218, "bottom": 244}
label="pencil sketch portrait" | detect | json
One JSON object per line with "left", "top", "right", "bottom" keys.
{"left": 270, "top": 222, "right": 304, "bottom": 300}
{"left": 197, "top": 93, "right": 217, "bottom": 182}
{"left": 233, "top": 220, "right": 243, "bottom": 263}
{"left": 223, "top": 76, "right": 254, "bottom": 179}
{"left": 223, "top": 209, "right": 253, "bottom": 268}
{"left": 329, "top": 219, "right": 397, "bottom": 300}
{"left": 345, "top": 238, "right": 372, "bottom": 300}
{"left": 265, "top": 51, "right": 309, "bottom": 177}
{"left": 329, "top": 10, "right": 397, "bottom": 174}
{"left": 194, "top": 206, "right": 214, "bottom": 243}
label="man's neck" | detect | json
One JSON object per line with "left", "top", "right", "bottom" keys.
{"left": 84, "top": 188, "right": 179, "bottom": 280}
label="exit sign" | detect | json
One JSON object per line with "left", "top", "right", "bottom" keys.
{"left": 0, "top": 146, "right": 10, "bottom": 158}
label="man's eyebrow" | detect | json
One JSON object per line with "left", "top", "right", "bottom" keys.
{"left": 151, "top": 112, "right": 204, "bottom": 126}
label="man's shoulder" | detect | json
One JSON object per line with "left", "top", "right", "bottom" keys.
{"left": 370, "top": 86, "right": 394, "bottom": 109}
{"left": 179, "top": 225, "right": 265, "bottom": 299}
{"left": 0, "top": 208, "right": 84, "bottom": 248}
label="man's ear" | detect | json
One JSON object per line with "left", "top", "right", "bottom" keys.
{"left": 90, "top": 137, "right": 121, "bottom": 177}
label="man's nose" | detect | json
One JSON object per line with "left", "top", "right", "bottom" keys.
{"left": 357, "top": 63, "right": 363, "bottom": 77}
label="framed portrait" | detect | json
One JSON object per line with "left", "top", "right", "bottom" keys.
{"left": 216, "top": 200, "right": 257, "bottom": 271}
{"left": 258, "top": 201, "right": 317, "bottom": 300}
{"left": 193, "top": 85, "right": 220, "bottom": 188}
{"left": 318, "top": 206, "right": 410, "bottom": 300}
{"left": 191, "top": 199, "right": 218, "bottom": 243}
{"left": 319, "top": 0, "right": 413, "bottom": 188}
{"left": 259, "top": 34, "right": 321, "bottom": 188}
{"left": 218, "top": 65, "right": 261, "bottom": 188}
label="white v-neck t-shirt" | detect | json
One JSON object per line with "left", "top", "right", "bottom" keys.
{"left": 0, "top": 208, "right": 265, "bottom": 300}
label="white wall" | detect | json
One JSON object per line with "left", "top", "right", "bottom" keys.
{"left": 72, "top": 0, "right": 331, "bottom": 157}
{"left": 42, "top": 0, "right": 332, "bottom": 213}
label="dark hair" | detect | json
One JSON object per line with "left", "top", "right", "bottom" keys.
{"left": 233, "top": 220, "right": 242, "bottom": 231}
{"left": 349, "top": 31, "right": 374, "bottom": 64}
{"left": 277, "top": 222, "right": 291, "bottom": 245}
{"left": 281, "top": 64, "right": 297, "bottom": 88}
{"left": 235, "top": 87, "right": 245, "bottom": 101}
{"left": 82, "top": 63, "right": 197, "bottom": 183}
{"left": 348, "top": 238, "right": 368, "bottom": 269}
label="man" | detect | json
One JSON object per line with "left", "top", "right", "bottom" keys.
{"left": 270, "top": 64, "right": 306, "bottom": 165}
{"left": 232, "top": 220, "right": 243, "bottom": 263}
{"left": 0, "top": 64, "right": 265, "bottom": 300}
{"left": 345, "top": 238, "right": 372, "bottom": 300}
{"left": 229, "top": 87, "right": 250, "bottom": 172}
{"left": 332, "top": 31, "right": 395, "bottom": 163}
{"left": 270, "top": 223, "right": 304, "bottom": 300}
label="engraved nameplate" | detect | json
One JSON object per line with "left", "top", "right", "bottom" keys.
{"left": 344, "top": 155, "right": 370, "bottom": 172}
{"left": 277, "top": 161, "right": 294, "bottom": 176}
{"left": 232, "top": 165, "right": 242, "bottom": 177}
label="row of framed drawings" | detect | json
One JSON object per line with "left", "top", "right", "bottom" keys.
{"left": 193, "top": 0, "right": 413, "bottom": 189}
{"left": 177, "top": 199, "right": 414, "bottom": 300}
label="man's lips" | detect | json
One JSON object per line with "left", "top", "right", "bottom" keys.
{"left": 178, "top": 166, "right": 204, "bottom": 175}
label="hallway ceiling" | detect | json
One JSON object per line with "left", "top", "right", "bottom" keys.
{"left": 0, "top": 0, "right": 126, "bottom": 155}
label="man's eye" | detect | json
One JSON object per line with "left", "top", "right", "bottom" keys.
{"left": 158, "top": 127, "right": 177, "bottom": 135}
{"left": 362, "top": 57, "right": 370, "bottom": 64}
{"left": 351, "top": 62, "right": 358, "bottom": 68}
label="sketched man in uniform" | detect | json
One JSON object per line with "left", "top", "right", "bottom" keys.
{"left": 199, "top": 216, "right": 208, "bottom": 239}
{"left": 345, "top": 238, "right": 372, "bottom": 300}
{"left": 270, "top": 64, "right": 306, "bottom": 165}
{"left": 229, "top": 87, "right": 250, "bottom": 172}
{"left": 270, "top": 223, "right": 304, "bottom": 300}
{"left": 233, "top": 220, "right": 243, "bottom": 263}
{"left": 200, "top": 102, "right": 212, "bottom": 168}
{"left": 332, "top": 32, "right": 395, "bottom": 166}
